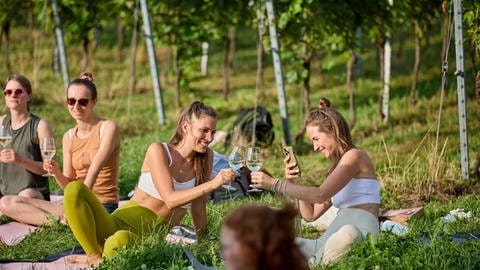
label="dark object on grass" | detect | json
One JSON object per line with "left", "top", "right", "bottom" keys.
{"left": 224, "top": 106, "right": 274, "bottom": 147}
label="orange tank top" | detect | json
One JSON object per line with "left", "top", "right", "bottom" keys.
{"left": 71, "top": 120, "right": 119, "bottom": 204}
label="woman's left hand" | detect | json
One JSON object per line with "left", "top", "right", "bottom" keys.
{"left": 250, "top": 171, "right": 275, "bottom": 190}
{"left": 0, "top": 148, "right": 21, "bottom": 164}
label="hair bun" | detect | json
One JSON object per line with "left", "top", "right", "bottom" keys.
{"left": 318, "top": 97, "right": 331, "bottom": 109}
{"left": 79, "top": 72, "right": 94, "bottom": 82}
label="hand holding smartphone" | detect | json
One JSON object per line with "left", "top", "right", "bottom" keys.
{"left": 283, "top": 146, "right": 298, "bottom": 167}
{"left": 283, "top": 146, "right": 301, "bottom": 180}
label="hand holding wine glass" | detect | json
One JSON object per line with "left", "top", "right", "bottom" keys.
{"left": 40, "top": 137, "right": 56, "bottom": 177}
{"left": 226, "top": 145, "right": 246, "bottom": 190}
{"left": 0, "top": 125, "right": 12, "bottom": 149}
{"left": 246, "top": 146, "right": 263, "bottom": 192}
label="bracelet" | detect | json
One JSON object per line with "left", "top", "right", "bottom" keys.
{"left": 282, "top": 180, "right": 288, "bottom": 196}
{"left": 271, "top": 178, "right": 280, "bottom": 192}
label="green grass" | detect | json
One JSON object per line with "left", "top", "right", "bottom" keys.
{"left": 0, "top": 22, "right": 479, "bottom": 269}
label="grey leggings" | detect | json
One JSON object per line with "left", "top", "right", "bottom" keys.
{"left": 296, "top": 207, "right": 379, "bottom": 265}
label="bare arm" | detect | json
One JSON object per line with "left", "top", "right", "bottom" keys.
{"left": 190, "top": 195, "right": 208, "bottom": 237}
{"left": 252, "top": 150, "right": 367, "bottom": 204}
{"left": 0, "top": 119, "right": 53, "bottom": 175}
{"left": 146, "top": 143, "right": 235, "bottom": 210}
{"left": 47, "top": 130, "right": 76, "bottom": 189}
{"left": 82, "top": 120, "right": 120, "bottom": 188}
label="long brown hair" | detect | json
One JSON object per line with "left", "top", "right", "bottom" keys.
{"left": 222, "top": 204, "right": 309, "bottom": 270}
{"left": 169, "top": 101, "right": 217, "bottom": 185}
{"left": 305, "top": 99, "right": 355, "bottom": 174}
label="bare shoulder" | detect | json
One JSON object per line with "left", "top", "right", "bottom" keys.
{"left": 342, "top": 148, "right": 370, "bottom": 161}
{"left": 343, "top": 148, "right": 376, "bottom": 177}
{"left": 101, "top": 119, "right": 119, "bottom": 132}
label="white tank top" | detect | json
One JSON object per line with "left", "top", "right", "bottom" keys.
{"left": 331, "top": 178, "right": 380, "bottom": 209}
{"left": 136, "top": 143, "right": 196, "bottom": 209}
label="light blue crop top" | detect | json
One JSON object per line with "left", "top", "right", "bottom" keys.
{"left": 331, "top": 178, "right": 380, "bottom": 209}
{"left": 137, "top": 143, "right": 196, "bottom": 209}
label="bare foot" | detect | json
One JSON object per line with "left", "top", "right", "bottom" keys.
{"left": 66, "top": 253, "right": 102, "bottom": 265}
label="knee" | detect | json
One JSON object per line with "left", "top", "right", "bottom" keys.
{"left": 64, "top": 181, "right": 85, "bottom": 199}
{"left": 103, "top": 230, "right": 137, "bottom": 258}
{"left": 337, "top": 224, "right": 362, "bottom": 242}
{"left": 0, "top": 195, "right": 22, "bottom": 212}
{"left": 322, "top": 225, "right": 361, "bottom": 264}
{"left": 18, "top": 188, "right": 44, "bottom": 199}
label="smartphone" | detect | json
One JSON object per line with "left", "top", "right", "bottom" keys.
{"left": 283, "top": 146, "right": 298, "bottom": 168}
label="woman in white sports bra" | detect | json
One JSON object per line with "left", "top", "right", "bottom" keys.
{"left": 63, "top": 101, "right": 236, "bottom": 265}
{"left": 251, "top": 98, "right": 380, "bottom": 265}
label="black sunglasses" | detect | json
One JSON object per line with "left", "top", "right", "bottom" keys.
{"left": 3, "top": 89, "right": 24, "bottom": 96}
{"left": 67, "top": 98, "right": 90, "bottom": 106}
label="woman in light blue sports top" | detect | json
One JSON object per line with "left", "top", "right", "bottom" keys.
{"left": 251, "top": 99, "right": 380, "bottom": 265}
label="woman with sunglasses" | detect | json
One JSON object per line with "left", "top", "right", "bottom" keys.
{"left": 63, "top": 101, "right": 235, "bottom": 265}
{"left": 250, "top": 98, "right": 380, "bottom": 265}
{"left": 0, "top": 72, "right": 120, "bottom": 225}
{"left": 0, "top": 74, "right": 54, "bottom": 201}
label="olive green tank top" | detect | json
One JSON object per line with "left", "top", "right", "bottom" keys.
{"left": 0, "top": 113, "right": 50, "bottom": 200}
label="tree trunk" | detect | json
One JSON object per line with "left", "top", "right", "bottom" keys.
{"left": 2, "top": 22, "right": 11, "bottom": 73}
{"left": 116, "top": 17, "right": 125, "bottom": 63}
{"left": 377, "top": 36, "right": 386, "bottom": 121}
{"left": 347, "top": 48, "right": 356, "bottom": 129}
{"left": 293, "top": 53, "right": 313, "bottom": 145}
{"left": 28, "top": 6, "right": 34, "bottom": 59}
{"left": 476, "top": 71, "right": 480, "bottom": 107}
{"left": 441, "top": 0, "right": 449, "bottom": 63}
{"left": 228, "top": 27, "right": 236, "bottom": 73}
{"left": 82, "top": 36, "right": 90, "bottom": 71}
{"left": 127, "top": 9, "right": 139, "bottom": 118}
{"left": 257, "top": 19, "right": 265, "bottom": 95}
{"left": 410, "top": 21, "right": 421, "bottom": 106}
{"left": 222, "top": 35, "right": 231, "bottom": 101}
{"left": 173, "top": 46, "right": 182, "bottom": 108}
{"left": 469, "top": 40, "right": 478, "bottom": 97}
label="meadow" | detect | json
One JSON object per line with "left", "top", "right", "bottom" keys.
{"left": 0, "top": 22, "right": 479, "bottom": 269}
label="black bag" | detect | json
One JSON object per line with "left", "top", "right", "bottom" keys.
{"left": 225, "top": 106, "right": 274, "bottom": 147}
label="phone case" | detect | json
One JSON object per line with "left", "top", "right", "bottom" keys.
{"left": 283, "top": 146, "right": 298, "bottom": 167}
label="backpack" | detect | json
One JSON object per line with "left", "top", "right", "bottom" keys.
{"left": 208, "top": 151, "right": 261, "bottom": 202}
{"left": 225, "top": 106, "right": 274, "bottom": 148}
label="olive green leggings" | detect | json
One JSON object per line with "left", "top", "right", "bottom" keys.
{"left": 64, "top": 181, "right": 164, "bottom": 257}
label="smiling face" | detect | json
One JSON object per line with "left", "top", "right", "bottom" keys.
{"left": 66, "top": 84, "right": 96, "bottom": 121}
{"left": 183, "top": 114, "right": 216, "bottom": 153}
{"left": 3, "top": 80, "right": 31, "bottom": 112}
{"left": 306, "top": 125, "right": 338, "bottom": 159}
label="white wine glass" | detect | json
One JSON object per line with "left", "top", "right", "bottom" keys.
{"left": 0, "top": 125, "right": 12, "bottom": 149}
{"left": 40, "top": 137, "right": 56, "bottom": 177}
{"left": 246, "top": 146, "right": 262, "bottom": 192}
{"left": 226, "top": 145, "right": 246, "bottom": 191}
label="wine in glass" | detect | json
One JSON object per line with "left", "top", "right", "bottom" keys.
{"left": 0, "top": 126, "right": 12, "bottom": 148}
{"left": 40, "top": 137, "right": 56, "bottom": 176}
{"left": 226, "top": 145, "right": 246, "bottom": 190}
{"left": 246, "top": 146, "right": 262, "bottom": 192}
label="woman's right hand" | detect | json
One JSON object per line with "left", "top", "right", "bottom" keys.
{"left": 43, "top": 159, "right": 60, "bottom": 176}
{"left": 284, "top": 157, "right": 301, "bottom": 182}
{"left": 215, "top": 168, "right": 236, "bottom": 185}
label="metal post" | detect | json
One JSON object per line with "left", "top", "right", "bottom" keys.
{"left": 453, "top": 0, "right": 469, "bottom": 179}
{"left": 264, "top": 0, "right": 291, "bottom": 145}
{"left": 140, "top": 0, "right": 165, "bottom": 125}
{"left": 382, "top": 0, "right": 393, "bottom": 123}
{"left": 51, "top": 0, "right": 69, "bottom": 91}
